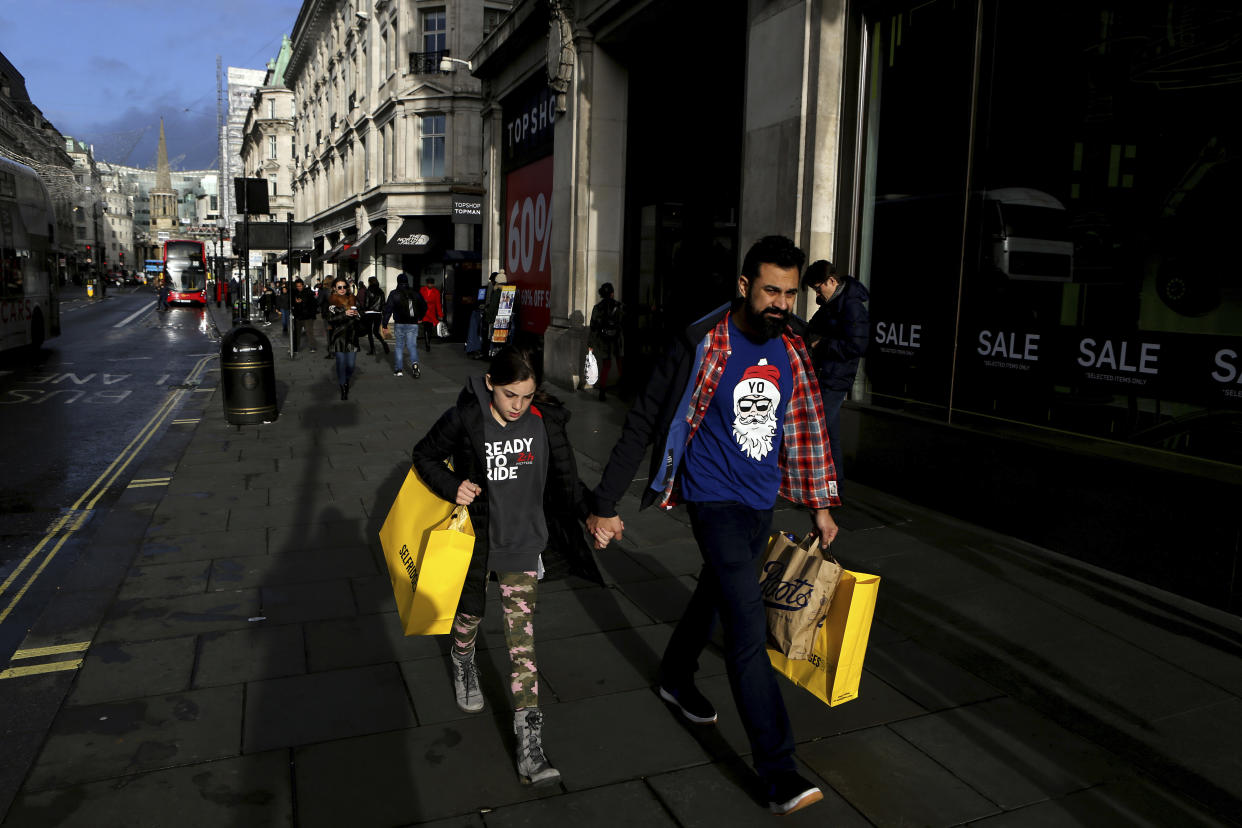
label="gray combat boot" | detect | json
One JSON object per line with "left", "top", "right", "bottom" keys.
{"left": 450, "top": 651, "right": 484, "bottom": 713}
{"left": 513, "top": 707, "right": 561, "bottom": 786}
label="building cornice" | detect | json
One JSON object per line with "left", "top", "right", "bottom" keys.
{"left": 287, "top": 0, "right": 332, "bottom": 85}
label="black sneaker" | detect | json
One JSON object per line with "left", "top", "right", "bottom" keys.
{"left": 411, "top": 363, "right": 421, "bottom": 379}
{"left": 766, "top": 771, "right": 823, "bottom": 816}
{"left": 658, "top": 682, "right": 717, "bottom": 724}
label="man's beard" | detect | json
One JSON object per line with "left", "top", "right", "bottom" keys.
{"left": 744, "top": 303, "right": 789, "bottom": 341}
{"left": 733, "top": 416, "right": 777, "bottom": 461}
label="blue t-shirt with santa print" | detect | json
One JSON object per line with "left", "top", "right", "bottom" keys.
{"left": 681, "top": 316, "right": 793, "bottom": 510}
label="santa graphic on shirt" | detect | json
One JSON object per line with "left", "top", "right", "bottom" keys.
{"left": 731, "top": 358, "right": 782, "bottom": 462}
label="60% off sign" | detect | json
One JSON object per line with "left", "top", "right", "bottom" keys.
{"left": 506, "top": 193, "right": 552, "bottom": 275}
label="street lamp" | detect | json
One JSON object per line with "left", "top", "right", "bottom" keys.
{"left": 438, "top": 56, "right": 473, "bottom": 72}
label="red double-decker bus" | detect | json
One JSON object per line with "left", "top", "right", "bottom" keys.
{"left": 162, "top": 239, "right": 207, "bottom": 305}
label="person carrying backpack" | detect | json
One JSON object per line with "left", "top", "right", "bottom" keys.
{"left": 382, "top": 272, "right": 428, "bottom": 378}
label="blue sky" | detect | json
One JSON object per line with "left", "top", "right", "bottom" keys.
{"left": 1, "top": 0, "right": 302, "bottom": 170}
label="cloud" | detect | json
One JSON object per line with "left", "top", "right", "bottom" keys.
{"left": 87, "top": 56, "right": 132, "bottom": 75}
{"left": 74, "top": 105, "right": 220, "bottom": 171}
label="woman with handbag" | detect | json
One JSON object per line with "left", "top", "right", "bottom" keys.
{"left": 587, "top": 282, "right": 623, "bottom": 400}
{"left": 325, "top": 278, "right": 363, "bottom": 400}
{"left": 411, "top": 346, "right": 592, "bottom": 787}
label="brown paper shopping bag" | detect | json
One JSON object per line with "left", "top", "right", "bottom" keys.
{"left": 768, "top": 569, "right": 880, "bottom": 706}
{"left": 378, "top": 468, "right": 475, "bottom": 635}
{"left": 760, "top": 532, "right": 843, "bottom": 660}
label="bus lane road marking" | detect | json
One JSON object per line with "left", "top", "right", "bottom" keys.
{"left": 113, "top": 304, "right": 154, "bottom": 329}
{"left": 0, "top": 354, "right": 217, "bottom": 631}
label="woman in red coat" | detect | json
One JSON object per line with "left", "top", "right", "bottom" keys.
{"left": 419, "top": 277, "right": 444, "bottom": 351}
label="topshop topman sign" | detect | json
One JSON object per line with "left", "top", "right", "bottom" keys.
{"left": 452, "top": 195, "right": 483, "bottom": 224}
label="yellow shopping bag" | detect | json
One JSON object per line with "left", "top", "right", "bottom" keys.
{"left": 378, "top": 468, "right": 476, "bottom": 635}
{"left": 767, "top": 569, "right": 880, "bottom": 706}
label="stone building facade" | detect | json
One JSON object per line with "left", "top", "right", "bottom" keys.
{"left": 470, "top": 0, "right": 1242, "bottom": 609}
{"left": 0, "top": 51, "right": 75, "bottom": 280}
{"left": 240, "top": 38, "right": 299, "bottom": 283}
{"left": 286, "top": 0, "right": 505, "bottom": 308}
{"left": 471, "top": 0, "right": 849, "bottom": 388}
{"left": 221, "top": 67, "right": 268, "bottom": 235}
{"left": 63, "top": 137, "right": 105, "bottom": 282}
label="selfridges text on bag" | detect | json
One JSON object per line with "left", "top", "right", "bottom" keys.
{"left": 760, "top": 531, "right": 843, "bottom": 660}
{"left": 379, "top": 468, "right": 475, "bottom": 635}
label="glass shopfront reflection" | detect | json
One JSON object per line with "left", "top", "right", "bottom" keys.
{"left": 853, "top": 0, "right": 1241, "bottom": 468}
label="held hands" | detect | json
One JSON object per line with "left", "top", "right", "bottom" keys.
{"left": 456, "top": 479, "right": 482, "bottom": 506}
{"left": 813, "top": 508, "right": 839, "bottom": 547}
{"left": 586, "top": 513, "right": 625, "bottom": 549}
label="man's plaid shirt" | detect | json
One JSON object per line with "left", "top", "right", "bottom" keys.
{"left": 655, "top": 312, "right": 840, "bottom": 510}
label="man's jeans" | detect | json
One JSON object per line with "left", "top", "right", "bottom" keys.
{"left": 659, "top": 501, "right": 795, "bottom": 778}
{"left": 820, "top": 388, "right": 847, "bottom": 478}
{"left": 393, "top": 323, "right": 420, "bottom": 371}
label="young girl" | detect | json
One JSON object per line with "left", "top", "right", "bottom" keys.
{"left": 411, "top": 346, "right": 589, "bottom": 786}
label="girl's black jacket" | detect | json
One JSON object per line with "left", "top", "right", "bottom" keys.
{"left": 411, "top": 382, "right": 593, "bottom": 616}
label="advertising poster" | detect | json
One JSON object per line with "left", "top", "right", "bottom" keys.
{"left": 503, "top": 155, "right": 554, "bottom": 334}
{"left": 490, "top": 285, "right": 517, "bottom": 345}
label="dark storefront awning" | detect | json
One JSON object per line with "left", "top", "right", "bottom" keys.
{"left": 444, "top": 249, "right": 482, "bottom": 262}
{"left": 383, "top": 218, "right": 432, "bottom": 255}
{"left": 322, "top": 240, "right": 350, "bottom": 263}
{"left": 346, "top": 226, "right": 378, "bottom": 258}
{"left": 276, "top": 250, "right": 312, "bottom": 263}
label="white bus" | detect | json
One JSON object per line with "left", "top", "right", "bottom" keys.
{"left": 0, "top": 155, "right": 60, "bottom": 351}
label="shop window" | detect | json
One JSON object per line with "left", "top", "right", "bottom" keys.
{"left": 851, "top": 0, "right": 1242, "bottom": 466}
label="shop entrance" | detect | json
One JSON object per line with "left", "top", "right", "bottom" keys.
{"left": 615, "top": 0, "right": 747, "bottom": 385}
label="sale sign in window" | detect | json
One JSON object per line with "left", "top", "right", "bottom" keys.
{"left": 504, "top": 155, "right": 553, "bottom": 334}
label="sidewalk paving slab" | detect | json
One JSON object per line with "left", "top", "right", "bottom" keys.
{"left": 24, "top": 684, "right": 244, "bottom": 791}
{"left": 3, "top": 750, "right": 293, "bottom": 828}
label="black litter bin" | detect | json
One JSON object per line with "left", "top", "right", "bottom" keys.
{"left": 221, "top": 326, "right": 277, "bottom": 424}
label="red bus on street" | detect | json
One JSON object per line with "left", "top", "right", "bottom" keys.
{"left": 162, "top": 239, "right": 207, "bottom": 305}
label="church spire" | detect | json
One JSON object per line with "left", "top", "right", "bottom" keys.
{"left": 155, "top": 118, "right": 172, "bottom": 191}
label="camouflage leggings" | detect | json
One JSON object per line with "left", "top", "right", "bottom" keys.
{"left": 451, "top": 571, "right": 539, "bottom": 709}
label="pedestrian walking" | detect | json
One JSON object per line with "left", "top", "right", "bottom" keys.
{"left": 411, "top": 345, "right": 590, "bottom": 787}
{"left": 291, "top": 278, "right": 319, "bottom": 352}
{"left": 381, "top": 272, "right": 427, "bottom": 378}
{"left": 586, "top": 235, "right": 840, "bottom": 817}
{"left": 278, "top": 282, "right": 291, "bottom": 335}
{"left": 325, "top": 278, "right": 362, "bottom": 400}
{"left": 587, "top": 282, "right": 623, "bottom": 400}
{"left": 465, "top": 276, "right": 493, "bottom": 360}
{"left": 420, "top": 277, "right": 444, "bottom": 351}
{"left": 260, "top": 284, "right": 275, "bottom": 326}
{"left": 316, "top": 280, "right": 333, "bottom": 358}
{"left": 802, "top": 260, "right": 869, "bottom": 481}
{"left": 157, "top": 272, "right": 170, "bottom": 311}
{"left": 361, "top": 276, "right": 389, "bottom": 355}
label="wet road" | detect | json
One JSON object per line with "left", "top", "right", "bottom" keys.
{"left": 0, "top": 286, "right": 220, "bottom": 659}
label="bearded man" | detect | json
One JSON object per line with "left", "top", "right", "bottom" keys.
{"left": 586, "top": 235, "right": 840, "bottom": 816}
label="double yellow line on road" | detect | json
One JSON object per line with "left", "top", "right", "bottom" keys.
{"left": 0, "top": 355, "right": 216, "bottom": 635}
